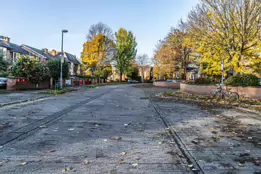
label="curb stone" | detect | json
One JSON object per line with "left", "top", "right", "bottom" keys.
{"left": 0, "top": 95, "right": 51, "bottom": 108}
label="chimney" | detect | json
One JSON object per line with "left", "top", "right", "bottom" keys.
{"left": 43, "top": 48, "right": 48, "bottom": 54}
{"left": 51, "top": 49, "right": 57, "bottom": 56}
{"left": 4, "top": 37, "right": 10, "bottom": 44}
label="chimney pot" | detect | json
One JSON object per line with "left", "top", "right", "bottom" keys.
{"left": 43, "top": 48, "right": 48, "bottom": 54}
{"left": 3, "top": 37, "right": 10, "bottom": 44}
{"left": 51, "top": 49, "right": 57, "bottom": 56}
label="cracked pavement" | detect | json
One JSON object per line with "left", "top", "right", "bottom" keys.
{"left": 0, "top": 85, "right": 260, "bottom": 173}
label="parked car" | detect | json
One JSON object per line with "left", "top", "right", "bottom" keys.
{"left": 127, "top": 79, "right": 139, "bottom": 83}
{"left": 0, "top": 77, "right": 8, "bottom": 88}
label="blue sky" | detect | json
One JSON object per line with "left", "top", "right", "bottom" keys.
{"left": 0, "top": 0, "right": 198, "bottom": 58}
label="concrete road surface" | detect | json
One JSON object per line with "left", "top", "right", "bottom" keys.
{"left": 0, "top": 85, "right": 260, "bottom": 173}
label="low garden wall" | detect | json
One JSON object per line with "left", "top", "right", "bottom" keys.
{"left": 153, "top": 81, "right": 180, "bottom": 89}
{"left": 7, "top": 78, "right": 50, "bottom": 91}
{"left": 180, "top": 83, "right": 261, "bottom": 99}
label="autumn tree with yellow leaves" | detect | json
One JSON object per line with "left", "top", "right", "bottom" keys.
{"left": 81, "top": 23, "right": 115, "bottom": 77}
{"left": 154, "top": 0, "right": 261, "bottom": 79}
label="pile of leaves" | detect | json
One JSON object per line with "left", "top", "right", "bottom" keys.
{"left": 154, "top": 91, "right": 261, "bottom": 112}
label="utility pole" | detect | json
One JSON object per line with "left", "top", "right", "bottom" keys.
{"left": 60, "top": 29, "right": 68, "bottom": 89}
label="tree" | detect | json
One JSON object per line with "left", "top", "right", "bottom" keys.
{"left": 46, "top": 59, "right": 69, "bottom": 80}
{"left": 114, "top": 28, "right": 137, "bottom": 82}
{"left": 136, "top": 54, "right": 149, "bottom": 82}
{"left": 188, "top": 0, "right": 261, "bottom": 75}
{"left": 0, "top": 50, "right": 9, "bottom": 77}
{"left": 12, "top": 55, "right": 49, "bottom": 85}
{"left": 82, "top": 22, "right": 115, "bottom": 76}
{"left": 126, "top": 64, "right": 139, "bottom": 81}
{"left": 86, "top": 22, "right": 114, "bottom": 41}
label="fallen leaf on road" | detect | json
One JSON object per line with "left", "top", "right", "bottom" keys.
{"left": 119, "top": 159, "right": 125, "bottom": 164}
{"left": 82, "top": 160, "right": 90, "bottom": 165}
{"left": 21, "top": 162, "right": 27, "bottom": 166}
{"left": 191, "top": 140, "right": 198, "bottom": 144}
{"left": 67, "top": 167, "right": 73, "bottom": 171}
{"left": 232, "top": 131, "right": 237, "bottom": 135}
{"left": 238, "top": 163, "right": 245, "bottom": 167}
{"left": 211, "top": 131, "right": 218, "bottom": 134}
{"left": 131, "top": 147, "right": 136, "bottom": 150}
{"left": 188, "top": 164, "right": 193, "bottom": 168}
{"left": 111, "top": 137, "right": 122, "bottom": 141}
{"left": 158, "top": 142, "right": 163, "bottom": 145}
{"left": 80, "top": 155, "right": 87, "bottom": 158}
{"left": 132, "top": 163, "right": 138, "bottom": 167}
{"left": 120, "top": 152, "right": 127, "bottom": 156}
{"left": 39, "top": 125, "right": 46, "bottom": 128}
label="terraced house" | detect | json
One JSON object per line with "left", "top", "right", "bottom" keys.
{"left": 0, "top": 35, "right": 81, "bottom": 76}
{"left": 0, "top": 36, "right": 28, "bottom": 64}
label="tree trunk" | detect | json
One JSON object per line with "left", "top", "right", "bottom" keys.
{"left": 119, "top": 72, "right": 122, "bottom": 82}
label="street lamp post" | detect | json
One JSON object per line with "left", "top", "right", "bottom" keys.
{"left": 60, "top": 29, "right": 68, "bottom": 89}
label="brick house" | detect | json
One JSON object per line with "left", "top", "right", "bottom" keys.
{"left": 21, "top": 45, "right": 57, "bottom": 64}
{"left": 50, "top": 50, "right": 81, "bottom": 76}
{"left": 138, "top": 65, "right": 153, "bottom": 81}
{"left": 0, "top": 36, "right": 81, "bottom": 77}
{"left": 0, "top": 36, "right": 28, "bottom": 64}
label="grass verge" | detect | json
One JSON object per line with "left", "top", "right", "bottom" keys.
{"left": 39, "top": 88, "right": 77, "bottom": 95}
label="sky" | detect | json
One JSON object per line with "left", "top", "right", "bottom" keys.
{"left": 0, "top": 0, "right": 199, "bottom": 59}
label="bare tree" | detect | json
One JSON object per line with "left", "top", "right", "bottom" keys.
{"left": 86, "top": 22, "right": 114, "bottom": 41}
{"left": 136, "top": 54, "right": 149, "bottom": 82}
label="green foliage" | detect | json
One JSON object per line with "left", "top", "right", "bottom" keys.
{"left": 46, "top": 59, "right": 69, "bottom": 80}
{"left": 194, "top": 77, "right": 219, "bottom": 85}
{"left": 0, "top": 50, "right": 9, "bottom": 75}
{"left": 225, "top": 73, "right": 259, "bottom": 87}
{"left": 102, "top": 66, "right": 112, "bottom": 79}
{"left": 11, "top": 55, "right": 49, "bottom": 83}
{"left": 115, "top": 28, "right": 137, "bottom": 81}
{"left": 126, "top": 66, "right": 139, "bottom": 81}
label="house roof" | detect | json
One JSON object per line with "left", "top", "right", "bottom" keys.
{"left": 0, "top": 40, "right": 28, "bottom": 54}
{"left": 9, "top": 43, "right": 29, "bottom": 54}
{"left": 65, "top": 52, "right": 80, "bottom": 64}
{"left": 56, "top": 52, "right": 80, "bottom": 64}
{"left": 22, "top": 45, "right": 57, "bottom": 60}
{"left": 0, "top": 40, "right": 11, "bottom": 49}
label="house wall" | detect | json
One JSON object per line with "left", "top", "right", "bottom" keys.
{"left": 180, "top": 83, "right": 261, "bottom": 99}
{"left": 153, "top": 81, "right": 180, "bottom": 89}
{"left": 7, "top": 78, "right": 50, "bottom": 90}
{"left": 0, "top": 47, "right": 11, "bottom": 63}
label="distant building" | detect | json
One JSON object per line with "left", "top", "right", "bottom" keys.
{"left": 138, "top": 65, "right": 153, "bottom": 81}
